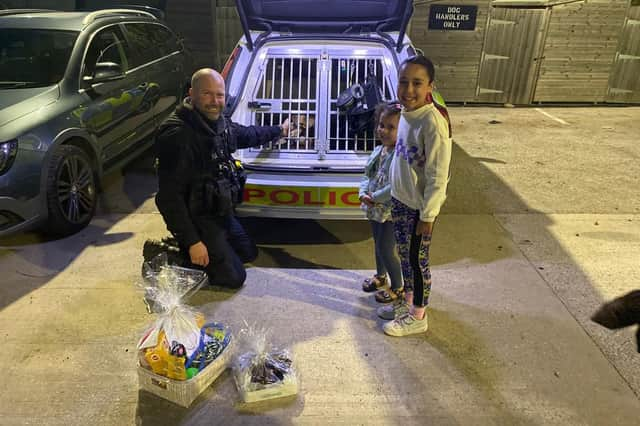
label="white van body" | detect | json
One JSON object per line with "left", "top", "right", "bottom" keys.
{"left": 224, "top": 0, "right": 417, "bottom": 219}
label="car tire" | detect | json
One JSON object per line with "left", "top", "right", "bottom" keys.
{"left": 45, "top": 145, "right": 97, "bottom": 236}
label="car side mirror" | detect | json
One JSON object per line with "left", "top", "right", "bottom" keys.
{"left": 83, "top": 62, "right": 125, "bottom": 85}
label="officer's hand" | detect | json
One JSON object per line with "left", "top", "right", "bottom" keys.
{"left": 279, "top": 118, "right": 290, "bottom": 137}
{"left": 189, "top": 241, "right": 209, "bottom": 267}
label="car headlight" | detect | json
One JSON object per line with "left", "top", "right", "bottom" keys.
{"left": 0, "top": 140, "right": 18, "bottom": 176}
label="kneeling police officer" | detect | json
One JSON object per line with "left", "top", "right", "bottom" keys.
{"left": 154, "top": 68, "right": 289, "bottom": 288}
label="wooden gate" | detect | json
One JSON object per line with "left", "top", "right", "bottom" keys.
{"left": 476, "top": 6, "right": 549, "bottom": 104}
{"left": 607, "top": 2, "right": 640, "bottom": 102}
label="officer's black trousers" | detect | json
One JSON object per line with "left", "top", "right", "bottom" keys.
{"left": 191, "top": 215, "right": 258, "bottom": 288}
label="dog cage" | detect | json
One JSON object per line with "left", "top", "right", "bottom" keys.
{"left": 252, "top": 56, "right": 318, "bottom": 152}
{"left": 250, "top": 55, "right": 391, "bottom": 155}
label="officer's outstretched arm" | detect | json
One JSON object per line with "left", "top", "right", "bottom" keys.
{"left": 232, "top": 120, "right": 286, "bottom": 150}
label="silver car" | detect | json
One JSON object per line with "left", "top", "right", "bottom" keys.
{"left": 0, "top": 9, "right": 189, "bottom": 236}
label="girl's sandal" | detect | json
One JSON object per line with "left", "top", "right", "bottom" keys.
{"left": 362, "top": 275, "right": 387, "bottom": 292}
{"left": 375, "top": 288, "right": 404, "bottom": 303}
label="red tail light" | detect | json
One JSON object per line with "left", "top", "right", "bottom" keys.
{"left": 222, "top": 46, "right": 241, "bottom": 80}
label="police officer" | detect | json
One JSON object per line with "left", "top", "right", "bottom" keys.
{"left": 155, "top": 68, "right": 289, "bottom": 288}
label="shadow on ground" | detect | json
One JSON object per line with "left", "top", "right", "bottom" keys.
{"left": 0, "top": 148, "right": 156, "bottom": 310}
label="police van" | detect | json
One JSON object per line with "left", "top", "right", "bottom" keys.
{"left": 223, "top": 0, "right": 419, "bottom": 219}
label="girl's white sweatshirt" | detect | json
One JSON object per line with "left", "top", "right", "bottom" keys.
{"left": 390, "top": 102, "right": 452, "bottom": 222}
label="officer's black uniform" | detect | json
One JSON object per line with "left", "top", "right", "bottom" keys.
{"left": 155, "top": 99, "right": 281, "bottom": 288}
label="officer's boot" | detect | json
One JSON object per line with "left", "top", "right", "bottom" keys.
{"left": 142, "top": 237, "right": 186, "bottom": 266}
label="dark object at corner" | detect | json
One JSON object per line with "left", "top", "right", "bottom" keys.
{"left": 591, "top": 290, "right": 640, "bottom": 353}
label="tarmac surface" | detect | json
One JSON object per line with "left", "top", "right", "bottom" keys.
{"left": 0, "top": 106, "right": 639, "bottom": 425}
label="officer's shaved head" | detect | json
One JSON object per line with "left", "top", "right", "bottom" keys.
{"left": 189, "top": 68, "right": 225, "bottom": 120}
{"left": 191, "top": 68, "right": 224, "bottom": 91}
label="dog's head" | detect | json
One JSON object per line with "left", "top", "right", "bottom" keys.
{"left": 289, "top": 114, "right": 316, "bottom": 138}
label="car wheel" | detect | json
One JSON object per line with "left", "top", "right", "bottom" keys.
{"left": 45, "top": 145, "right": 97, "bottom": 236}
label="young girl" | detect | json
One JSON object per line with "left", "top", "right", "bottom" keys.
{"left": 359, "top": 102, "right": 403, "bottom": 304}
{"left": 383, "top": 55, "right": 453, "bottom": 337}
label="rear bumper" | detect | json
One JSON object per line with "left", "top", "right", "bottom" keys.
{"left": 235, "top": 171, "right": 365, "bottom": 220}
{"left": 236, "top": 204, "right": 364, "bottom": 220}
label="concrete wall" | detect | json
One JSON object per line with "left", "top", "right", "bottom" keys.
{"left": 165, "top": 0, "right": 218, "bottom": 70}
{"left": 214, "top": 0, "right": 243, "bottom": 69}
{"left": 0, "top": 0, "right": 74, "bottom": 9}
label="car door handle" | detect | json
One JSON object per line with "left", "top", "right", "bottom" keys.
{"left": 248, "top": 101, "right": 272, "bottom": 111}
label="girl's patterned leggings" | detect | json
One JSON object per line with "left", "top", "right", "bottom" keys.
{"left": 391, "top": 198, "right": 432, "bottom": 307}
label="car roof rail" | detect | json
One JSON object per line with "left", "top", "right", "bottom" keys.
{"left": 82, "top": 8, "right": 156, "bottom": 26}
{"left": 0, "top": 9, "right": 57, "bottom": 17}
{"left": 118, "top": 5, "right": 165, "bottom": 20}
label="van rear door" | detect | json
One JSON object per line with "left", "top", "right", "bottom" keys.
{"left": 235, "top": 0, "right": 413, "bottom": 40}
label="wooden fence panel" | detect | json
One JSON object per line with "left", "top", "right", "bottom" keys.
{"left": 535, "top": 0, "right": 628, "bottom": 102}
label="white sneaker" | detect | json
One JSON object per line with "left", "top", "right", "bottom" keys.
{"left": 383, "top": 313, "right": 428, "bottom": 337}
{"left": 377, "top": 299, "right": 409, "bottom": 320}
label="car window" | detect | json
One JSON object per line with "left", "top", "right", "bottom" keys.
{"left": 124, "top": 23, "right": 178, "bottom": 68}
{"left": 82, "top": 26, "right": 131, "bottom": 79}
{"left": 149, "top": 25, "right": 179, "bottom": 56}
{"left": 0, "top": 29, "right": 78, "bottom": 88}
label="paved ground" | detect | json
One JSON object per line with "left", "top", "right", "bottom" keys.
{"left": 0, "top": 106, "right": 639, "bottom": 425}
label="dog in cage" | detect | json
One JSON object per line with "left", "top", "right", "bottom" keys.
{"left": 286, "top": 114, "right": 316, "bottom": 149}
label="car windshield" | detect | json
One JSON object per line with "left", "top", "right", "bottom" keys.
{"left": 0, "top": 28, "right": 78, "bottom": 89}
